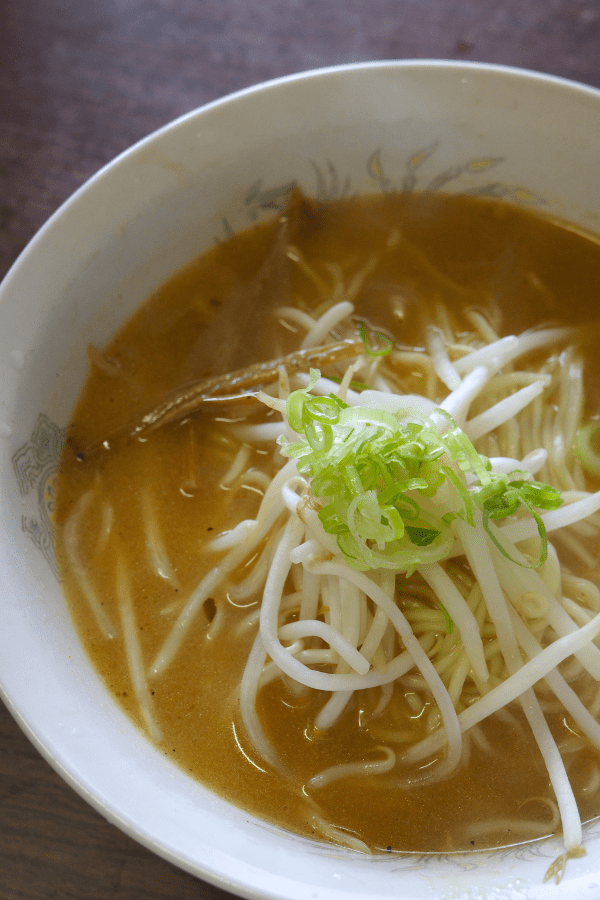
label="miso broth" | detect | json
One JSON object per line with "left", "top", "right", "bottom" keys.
{"left": 55, "top": 192, "right": 600, "bottom": 853}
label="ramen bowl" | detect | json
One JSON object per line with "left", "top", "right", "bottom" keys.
{"left": 1, "top": 61, "right": 600, "bottom": 900}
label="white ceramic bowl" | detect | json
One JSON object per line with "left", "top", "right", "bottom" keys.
{"left": 1, "top": 61, "right": 600, "bottom": 900}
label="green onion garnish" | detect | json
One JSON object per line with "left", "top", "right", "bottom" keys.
{"left": 440, "top": 602, "right": 454, "bottom": 634}
{"left": 358, "top": 322, "right": 393, "bottom": 357}
{"left": 280, "top": 371, "right": 562, "bottom": 573}
{"left": 575, "top": 420, "right": 600, "bottom": 477}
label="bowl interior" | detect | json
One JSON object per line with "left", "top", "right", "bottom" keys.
{"left": 1, "top": 61, "right": 600, "bottom": 899}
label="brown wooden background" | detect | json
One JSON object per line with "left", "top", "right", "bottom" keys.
{"left": 1, "top": 1, "right": 599, "bottom": 897}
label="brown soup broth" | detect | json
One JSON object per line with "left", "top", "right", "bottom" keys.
{"left": 55, "top": 192, "right": 600, "bottom": 853}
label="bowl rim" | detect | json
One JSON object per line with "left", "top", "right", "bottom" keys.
{"left": 3, "top": 57, "right": 600, "bottom": 294}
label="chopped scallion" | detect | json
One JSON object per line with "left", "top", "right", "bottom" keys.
{"left": 279, "top": 371, "right": 563, "bottom": 572}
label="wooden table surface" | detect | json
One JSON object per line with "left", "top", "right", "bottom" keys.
{"left": 1, "top": 2, "right": 599, "bottom": 898}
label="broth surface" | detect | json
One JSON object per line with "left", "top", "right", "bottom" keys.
{"left": 55, "top": 192, "right": 600, "bottom": 853}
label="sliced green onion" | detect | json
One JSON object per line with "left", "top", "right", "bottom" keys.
{"left": 304, "top": 394, "right": 344, "bottom": 425}
{"left": 358, "top": 321, "right": 393, "bottom": 357}
{"left": 405, "top": 525, "right": 441, "bottom": 547}
{"left": 287, "top": 369, "right": 321, "bottom": 433}
{"left": 575, "top": 420, "right": 600, "bottom": 476}
{"left": 279, "top": 370, "right": 563, "bottom": 573}
{"left": 440, "top": 602, "right": 454, "bottom": 634}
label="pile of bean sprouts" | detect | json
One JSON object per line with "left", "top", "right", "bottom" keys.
{"left": 63, "top": 294, "right": 600, "bottom": 869}
{"left": 150, "top": 297, "right": 600, "bottom": 864}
